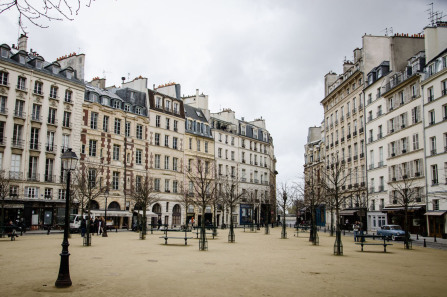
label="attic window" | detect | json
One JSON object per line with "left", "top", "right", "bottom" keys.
{"left": 130, "top": 91, "right": 135, "bottom": 99}
{"left": 124, "top": 104, "right": 130, "bottom": 112}
{"left": 136, "top": 107, "right": 142, "bottom": 115}
{"left": 0, "top": 48, "right": 9, "bottom": 58}
{"left": 377, "top": 68, "right": 382, "bottom": 78}
{"left": 66, "top": 71, "right": 72, "bottom": 79}
{"left": 19, "top": 55, "right": 26, "bottom": 64}
{"left": 196, "top": 111, "right": 202, "bottom": 117}
{"left": 35, "top": 60, "right": 42, "bottom": 69}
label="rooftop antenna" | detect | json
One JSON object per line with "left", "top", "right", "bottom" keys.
{"left": 382, "top": 27, "right": 393, "bottom": 36}
{"left": 427, "top": 2, "right": 434, "bottom": 26}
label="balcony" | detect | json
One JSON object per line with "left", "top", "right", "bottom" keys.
{"left": 341, "top": 137, "right": 345, "bottom": 143}
{"left": 377, "top": 133, "right": 382, "bottom": 139}
{"left": 13, "top": 110, "right": 26, "bottom": 119}
{"left": 62, "top": 121, "right": 72, "bottom": 129}
{"left": 378, "top": 161, "right": 384, "bottom": 167}
{"left": 369, "top": 187, "right": 374, "bottom": 193}
{"left": 368, "top": 137, "right": 373, "bottom": 143}
{"left": 431, "top": 149, "right": 437, "bottom": 156}
{"left": 47, "top": 118, "right": 58, "bottom": 126}
{"left": 11, "top": 139, "right": 24, "bottom": 149}
{"left": 348, "top": 184, "right": 353, "bottom": 189}
{"left": 378, "top": 185, "right": 384, "bottom": 192}
{"left": 46, "top": 144, "right": 57, "bottom": 153}
{"left": 352, "top": 108, "right": 357, "bottom": 114}
{"left": 45, "top": 174, "right": 56, "bottom": 183}
{"left": 0, "top": 107, "right": 8, "bottom": 115}
{"left": 241, "top": 177, "right": 247, "bottom": 182}
{"left": 429, "top": 121, "right": 435, "bottom": 126}
{"left": 0, "top": 137, "right": 6, "bottom": 146}
{"left": 353, "top": 131, "right": 357, "bottom": 137}
{"left": 31, "top": 114, "right": 42, "bottom": 122}
{"left": 359, "top": 127, "right": 364, "bottom": 134}
{"left": 347, "top": 157, "right": 352, "bottom": 163}
{"left": 432, "top": 179, "right": 439, "bottom": 186}
{"left": 377, "top": 111, "right": 382, "bottom": 117}
{"left": 346, "top": 112, "right": 351, "bottom": 118}
{"left": 368, "top": 116, "right": 373, "bottom": 122}
{"left": 361, "top": 182, "right": 366, "bottom": 187}
{"left": 27, "top": 173, "right": 40, "bottom": 182}
{"left": 347, "top": 134, "right": 351, "bottom": 140}
{"left": 369, "top": 164, "right": 374, "bottom": 170}
{"left": 29, "top": 142, "right": 41, "bottom": 151}
{"left": 9, "top": 171, "right": 22, "bottom": 180}
{"left": 354, "top": 155, "right": 358, "bottom": 161}
{"left": 254, "top": 179, "right": 259, "bottom": 184}
{"left": 428, "top": 95, "right": 434, "bottom": 102}
{"left": 335, "top": 140, "right": 339, "bottom": 146}
{"left": 402, "top": 149, "right": 407, "bottom": 154}
{"left": 340, "top": 116, "right": 344, "bottom": 122}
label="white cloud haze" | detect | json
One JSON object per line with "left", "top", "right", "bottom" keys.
{"left": 1, "top": 0, "right": 446, "bottom": 185}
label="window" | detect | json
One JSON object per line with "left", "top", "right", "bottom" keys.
{"left": 413, "top": 134, "right": 419, "bottom": 150}
{"left": 58, "top": 189, "right": 66, "bottom": 200}
{"left": 90, "top": 112, "right": 98, "bottom": 129}
{"left": 136, "top": 149, "right": 142, "bottom": 165}
{"left": 113, "top": 145, "right": 120, "bottom": 160}
{"left": 156, "top": 115, "right": 161, "bottom": 127}
{"left": 154, "top": 178, "right": 160, "bottom": 191}
{"left": 12, "top": 124, "right": 22, "bottom": 146}
{"left": 173, "top": 102, "right": 179, "bottom": 114}
{"left": 17, "top": 76, "right": 26, "bottom": 90}
{"left": 431, "top": 164, "right": 438, "bottom": 185}
{"left": 154, "top": 154, "right": 160, "bottom": 169}
{"left": 164, "top": 135, "right": 169, "bottom": 147}
{"left": 156, "top": 97, "right": 162, "bottom": 109}
{"left": 205, "top": 141, "right": 208, "bottom": 153}
{"left": 0, "top": 96, "right": 6, "bottom": 113}
{"left": 197, "top": 140, "right": 200, "bottom": 151}
{"left": 135, "top": 176, "right": 142, "bottom": 191}
{"left": 125, "top": 121, "right": 131, "bottom": 137}
{"left": 166, "top": 118, "right": 170, "bottom": 130}
{"left": 428, "top": 87, "right": 434, "bottom": 102}
{"left": 64, "top": 90, "right": 72, "bottom": 103}
{"left": 31, "top": 104, "right": 41, "bottom": 121}
{"left": 174, "top": 120, "right": 178, "bottom": 132}
{"left": 34, "top": 81, "right": 43, "bottom": 95}
{"left": 114, "top": 119, "right": 121, "bottom": 134}
{"left": 188, "top": 159, "right": 192, "bottom": 172}
{"left": 164, "top": 156, "right": 169, "bottom": 170}
{"left": 218, "top": 148, "right": 222, "bottom": 158}
{"left": 89, "top": 139, "right": 97, "bottom": 157}
{"left": 62, "top": 134, "right": 69, "bottom": 152}
{"left": 189, "top": 138, "right": 192, "bottom": 149}
{"left": 50, "top": 86, "right": 58, "bottom": 99}
{"left": 113, "top": 172, "right": 119, "bottom": 190}
{"left": 44, "top": 188, "right": 52, "bottom": 199}
{"left": 63, "top": 111, "right": 71, "bottom": 127}
{"left": 14, "top": 99, "right": 24, "bottom": 117}
{"left": 88, "top": 168, "right": 97, "bottom": 188}
{"left": 124, "top": 104, "right": 130, "bottom": 112}
{"left": 0, "top": 71, "right": 8, "bottom": 86}
{"left": 136, "top": 124, "right": 143, "bottom": 139}
{"left": 173, "top": 180, "right": 178, "bottom": 193}
{"left": 113, "top": 100, "right": 121, "bottom": 109}
{"left": 155, "top": 133, "right": 160, "bottom": 146}
{"left": 173, "top": 158, "right": 178, "bottom": 171}
{"left": 173, "top": 137, "right": 178, "bottom": 149}
{"left": 165, "top": 179, "right": 170, "bottom": 192}
{"left": 430, "top": 137, "right": 436, "bottom": 155}
{"left": 103, "top": 116, "right": 109, "bottom": 132}
{"left": 165, "top": 100, "right": 171, "bottom": 112}
{"left": 433, "top": 200, "right": 440, "bottom": 211}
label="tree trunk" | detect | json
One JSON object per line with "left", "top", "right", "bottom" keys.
{"left": 334, "top": 200, "right": 342, "bottom": 255}
{"left": 229, "top": 204, "right": 235, "bottom": 242}
{"left": 404, "top": 206, "right": 409, "bottom": 249}
{"left": 200, "top": 205, "right": 207, "bottom": 250}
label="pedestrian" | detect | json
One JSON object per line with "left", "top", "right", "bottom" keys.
{"left": 353, "top": 221, "right": 359, "bottom": 242}
{"left": 80, "top": 218, "right": 86, "bottom": 237}
{"left": 98, "top": 218, "right": 102, "bottom": 235}
{"left": 94, "top": 217, "right": 99, "bottom": 235}
{"left": 157, "top": 218, "right": 162, "bottom": 230}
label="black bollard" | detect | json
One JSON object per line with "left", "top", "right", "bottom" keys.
{"left": 416, "top": 233, "right": 419, "bottom": 240}
{"left": 434, "top": 235, "right": 437, "bottom": 242}
{"left": 424, "top": 238, "right": 426, "bottom": 247}
{"left": 343, "top": 230, "right": 345, "bottom": 236}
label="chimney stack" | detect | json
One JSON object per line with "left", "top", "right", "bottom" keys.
{"left": 18, "top": 34, "right": 28, "bottom": 52}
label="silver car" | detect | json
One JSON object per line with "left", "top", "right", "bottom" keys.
{"left": 377, "top": 224, "right": 407, "bottom": 241}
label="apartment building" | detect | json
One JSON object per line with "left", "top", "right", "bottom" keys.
{"left": 421, "top": 23, "right": 447, "bottom": 237}
{"left": 0, "top": 35, "right": 84, "bottom": 228}
{"left": 303, "top": 126, "right": 326, "bottom": 226}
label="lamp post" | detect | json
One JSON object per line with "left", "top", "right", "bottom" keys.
{"left": 55, "top": 148, "right": 78, "bottom": 288}
{"left": 102, "top": 189, "right": 109, "bottom": 237}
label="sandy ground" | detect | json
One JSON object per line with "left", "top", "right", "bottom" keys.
{"left": 1, "top": 227, "right": 446, "bottom": 297}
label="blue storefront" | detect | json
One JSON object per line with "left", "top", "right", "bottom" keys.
{"left": 315, "top": 205, "right": 326, "bottom": 227}
{"left": 240, "top": 204, "right": 253, "bottom": 225}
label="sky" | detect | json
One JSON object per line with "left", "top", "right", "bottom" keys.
{"left": 1, "top": 0, "right": 446, "bottom": 186}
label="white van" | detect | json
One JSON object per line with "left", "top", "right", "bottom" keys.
{"left": 69, "top": 214, "right": 93, "bottom": 232}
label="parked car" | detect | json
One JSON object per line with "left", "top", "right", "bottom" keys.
{"left": 377, "top": 225, "right": 407, "bottom": 240}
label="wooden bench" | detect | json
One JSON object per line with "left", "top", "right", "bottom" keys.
{"left": 159, "top": 236, "right": 193, "bottom": 245}
{"left": 194, "top": 231, "right": 216, "bottom": 239}
{"left": 355, "top": 242, "right": 393, "bottom": 252}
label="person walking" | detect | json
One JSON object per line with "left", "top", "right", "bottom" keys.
{"left": 353, "top": 221, "right": 360, "bottom": 242}
{"left": 98, "top": 218, "right": 102, "bottom": 235}
{"left": 157, "top": 218, "right": 162, "bottom": 230}
{"left": 80, "top": 218, "right": 87, "bottom": 237}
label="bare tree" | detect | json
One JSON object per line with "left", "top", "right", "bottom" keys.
{"left": 185, "top": 157, "right": 216, "bottom": 251}
{"left": 219, "top": 175, "right": 245, "bottom": 242}
{"left": 0, "top": 171, "right": 11, "bottom": 233}
{"left": 301, "top": 166, "right": 326, "bottom": 245}
{"left": 388, "top": 174, "right": 424, "bottom": 249}
{"left": 0, "top": 0, "right": 94, "bottom": 33}
{"left": 321, "top": 154, "right": 349, "bottom": 255}
{"left": 73, "top": 160, "right": 105, "bottom": 246}
{"left": 277, "top": 183, "right": 293, "bottom": 239}
{"left": 129, "top": 172, "right": 160, "bottom": 239}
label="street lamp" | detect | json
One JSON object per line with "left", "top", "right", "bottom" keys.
{"left": 55, "top": 148, "right": 78, "bottom": 288}
{"left": 102, "top": 189, "right": 109, "bottom": 237}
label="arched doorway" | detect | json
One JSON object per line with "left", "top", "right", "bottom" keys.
{"left": 108, "top": 201, "right": 121, "bottom": 210}
{"left": 87, "top": 200, "right": 99, "bottom": 210}
{"left": 152, "top": 203, "right": 162, "bottom": 227}
{"left": 172, "top": 204, "right": 181, "bottom": 227}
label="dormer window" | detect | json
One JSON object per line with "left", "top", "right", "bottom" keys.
{"left": 66, "top": 71, "right": 72, "bottom": 79}
{"left": 113, "top": 100, "right": 121, "bottom": 109}
{"left": 35, "top": 60, "right": 42, "bottom": 69}
{"left": 89, "top": 93, "right": 98, "bottom": 102}
{"left": 0, "top": 47, "right": 9, "bottom": 58}
{"left": 19, "top": 55, "right": 26, "bottom": 64}
{"left": 165, "top": 100, "right": 171, "bottom": 111}
{"left": 124, "top": 104, "right": 130, "bottom": 112}
{"left": 156, "top": 97, "right": 162, "bottom": 109}
{"left": 102, "top": 97, "right": 110, "bottom": 106}
{"left": 130, "top": 91, "right": 135, "bottom": 99}
{"left": 377, "top": 68, "right": 382, "bottom": 78}
{"left": 173, "top": 102, "right": 179, "bottom": 114}
{"left": 136, "top": 107, "right": 142, "bottom": 115}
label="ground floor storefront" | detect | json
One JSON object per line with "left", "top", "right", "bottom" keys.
{"left": 382, "top": 206, "right": 427, "bottom": 235}
{"left": 425, "top": 211, "right": 446, "bottom": 238}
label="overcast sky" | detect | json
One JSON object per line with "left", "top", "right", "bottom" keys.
{"left": 1, "top": 0, "right": 446, "bottom": 185}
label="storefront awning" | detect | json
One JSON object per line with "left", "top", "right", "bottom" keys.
{"left": 382, "top": 206, "right": 423, "bottom": 212}
{"left": 134, "top": 210, "right": 159, "bottom": 217}
{"left": 89, "top": 210, "right": 133, "bottom": 217}
{"left": 424, "top": 211, "right": 447, "bottom": 216}
{"left": 4, "top": 204, "right": 24, "bottom": 209}
{"left": 339, "top": 210, "right": 357, "bottom": 216}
